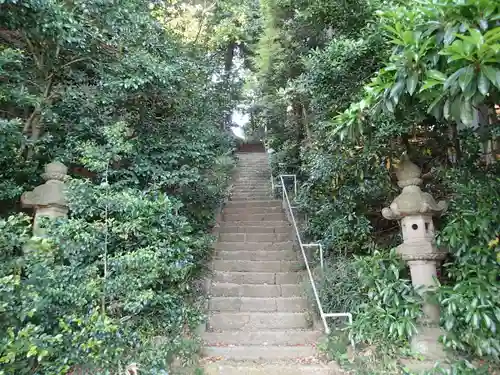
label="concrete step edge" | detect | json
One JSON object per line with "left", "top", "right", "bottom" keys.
{"left": 210, "top": 283, "right": 303, "bottom": 297}
{"left": 202, "top": 345, "right": 318, "bottom": 361}
{"left": 215, "top": 241, "right": 294, "bottom": 247}
{"left": 211, "top": 260, "right": 302, "bottom": 273}
{"left": 211, "top": 271, "right": 303, "bottom": 285}
{"left": 202, "top": 329, "right": 322, "bottom": 345}
{"left": 208, "top": 296, "right": 308, "bottom": 312}
{"left": 214, "top": 250, "right": 297, "bottom": 261}
{"left": 202, "top": 361, "right": 341, "bottom": 375}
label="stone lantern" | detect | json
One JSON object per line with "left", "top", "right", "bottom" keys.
{"left": 382, "top": 154, "right": 447, "bottom": 359}
{"left": 21, "top": 161, "right": 69, "bottom": 236}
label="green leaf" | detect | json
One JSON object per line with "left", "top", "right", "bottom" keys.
{"left": 484, "top": 26, "right": 500, "bottom": 43}
{"left": 402, "top": 30, "right": 414, "bottom": 44}
{"left": 481, "top": 65, "right": 500, "bottom": 89}
{"left": 458, "top": 65, "right": 474, "bottom": 92}
{"left": 469, "top": 28, "right": 484, "bottom": 46}
{"left": 427, "top": 70, "right": 447, "bottom": 82}
{"left": 464, "top": 77, "right": 476, "bottom": 100}
{"left": 450, "top": 96, "right": 462, "bottom": 121}
{"left": 477, "top": 71, "right": 490, "bottom": 95}
{"left": 443, "top": 98, "right": 451, "bottom": 120}
{"left": 419, "top": 79, "right": 441, "bottom": 92}
{"left": 430, "top": 100, "right": 442, "bottom": 119}
{"left": 460, "top": 99, "right": 474, "bottom": 126}
{"left": 385, "top": 97, "right": 394, "bottom": 112}
{"left": 390, "top": 79, "right": 405, "bottom": 103}
{"left": 444, "top": 67, "right": 465, "bottom": 90}
{"left": 444, "top": 25, "right": 458, "bottom": 45}
{"left": 427, "top": 93, "right": 445, "bottom": 118}
{"left": 406, "top": 72, "right": 418, "bottom": 96}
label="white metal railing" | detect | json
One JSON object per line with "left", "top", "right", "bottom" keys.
{"left": 264, "top": 147, "right": 354, "bottom": 348}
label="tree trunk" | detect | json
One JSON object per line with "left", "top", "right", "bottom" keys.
{"left": 222, "top": 42, "right": 236, "bottom": 130}
{"left": 477, "top": 104, "right": 494, "bottom": 165}
{"left": 449, "top": 122, "right": 461, "bottom": 164}
{"left": 292, "top": 99, "right": 305, "bottom": 173}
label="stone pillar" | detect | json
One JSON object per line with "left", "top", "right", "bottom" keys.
{"left": 21, "top": 161, "right": 68, "bottom": 236}
{"left": 381, "top": 155, "right": 447, "bottom": 359}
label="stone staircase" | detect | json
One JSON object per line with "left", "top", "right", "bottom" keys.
{"left": 202, "top": 152, "right": 339, "bottom": 375}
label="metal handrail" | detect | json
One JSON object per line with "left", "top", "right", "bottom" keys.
{"left": 263, "top": 143, "right": 354, "bottom": 348}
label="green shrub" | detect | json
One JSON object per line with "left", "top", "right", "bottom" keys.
{"left": 0, "top": 120, "right": 233, "bottom": 372}
{"left": 0, "top": 181, "right": 209, "bottom": 373}
{"left": 349, "top": 249, "right": 422, "bottom": 347}
{"left": 436, "top": 171, "right": 500, "bottom": 358}
{"left": 309, "top": 257, "right": 366, "bottom": 316}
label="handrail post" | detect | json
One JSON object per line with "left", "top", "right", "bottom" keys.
{"left": 319, "top": 244, "right": 324, "bottom": 270}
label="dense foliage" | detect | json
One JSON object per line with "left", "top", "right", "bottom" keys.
{"left": 249, "top": 0, "right": 500, "bottom": 368}
{"left": 0, "top": 0, "right": 240, "bottom": 373}
{"left": 1, "top": 0, "right": 499, "bottom": 372}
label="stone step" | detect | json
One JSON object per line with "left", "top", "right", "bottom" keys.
{"left": 215, "top": 242, "right": 294, "bottom": 251}
{"left": 218, "top": 225, "right": 290, "bottom": 234}
{"left": 210, "top": 283, "right": 302, "bottom": 297}
{"left": 214, "top": 250, "right": 296, "bottom": 261}
{"left": 232, "top": 181, "right": 270, "bottom": 184}
{"left": 230, "top": 197, "right": 271, "bottom": 201}
{"left": 223, "top": 213, "right": 285, "bottom": 221}
{"left": 231, "top": 184, "right": 270, "bottom": 188}
{"left": 202, "top": 329, "right": 322, "bottom": 346}
{"left": 231, "top": 192, "right": 272, "bottom": 196}
{"left": 233, "top": 177, "right": 269, "bottom": 180}
{"left": 233, "top": 178, "right": 269, "bottom": 181}
{"left": 230, "top": 187, "right": 270, "bottom": 190}
{"left": 207, "top": 312, "right": 311, "bottom": 330}
{"left": 232, "top": 186, "right": 270, "bottom": 189}
{"left": 209, "top": 297, "right": 309, "bottom": 312}
{"left": 236, "top": 159, "right": 268, "bottom": 162}
{"left": 230, "top": 187, "right": 269, "bottom": 190}
{"left": 228, "top": 198, "right": 279, "bottom": 203}
{"left": 231, "top": 186, "right": 269, "bottom": 189}
{"left": 204, "top": 362, "right": 337, "bottom": 375}
{"left": 236, "top": 157, "right": 268, "bottom": 160}
{"left": 232, "top": 180, "right": 269, "bottom": 183}
{"left": 218, "top": 232, "right": 290, "bottom": 243}
{"left": 212, "top": 260, "right": 302, "bottom": 273}
{"left": 212, "top": 271, "right": 302, "bottom": 284}
{"left": 234, "top": 167, "right": 269, "bottom": 170}
{"left": 223, "top": 206, "right": 282, "bottom": 215}
{"left": 224, "top": 200, "right": 282, "bottom": 208}
{"left": 234, "top": 168, "right": 269, "bottom": 171}
{"left": 235, "top": 160, "right": 268, "bottom": 163}
{"left": 231, "top": 182, "right": 270, "bottom": 186}
{"left": 236, "top": 167, "right": 269, "bottom": 169}
{"left": 231, "top": 186, "right": 271, "bottom": 191}
{"left": 202, "top": 345, "right": 317, "bottom": 361}
{"left": 218, "top": 221, "right": 289, "bottom": 229}
{"left": 232, "top": 180, "right": 270, "bottom": 184}
{"left": 234, "top": 171, "right": 269, "bottom": 173}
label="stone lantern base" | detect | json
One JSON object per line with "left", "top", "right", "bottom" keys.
{"left": 411, "top": 326, "right": 446, "bottom": 360}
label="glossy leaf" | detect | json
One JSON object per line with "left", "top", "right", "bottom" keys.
{"left": 477, "top": 71, "right": 490, "bottom": 95}
{"left": 427, "top": 69, "right": 447, "bottom": 81}
{"left": 485, "top": 66, "right": 500, "bottom": 89}
{"left": 444, "top": 68, "right": 465, "bottom": 90}
{"left": 458, "top": 65, "right": 474, "bottom": 92}
{"left": 406, "top": 71, "right": 418, "bottom": 96}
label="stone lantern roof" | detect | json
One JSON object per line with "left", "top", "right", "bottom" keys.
{"left": 382, "top": 154, "right": 447, "bottom": 221}
{"left": 21, "top": 161, "right": 68, "bottom": 209}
